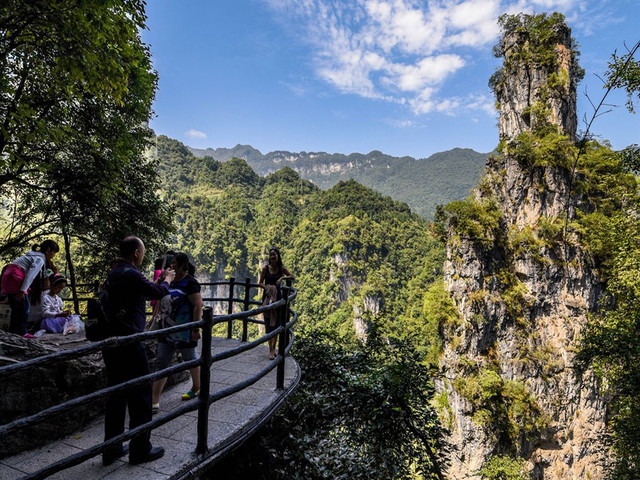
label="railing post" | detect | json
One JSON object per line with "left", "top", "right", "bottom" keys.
{"left": 227, "top": 277, "right": 235, "bottom": 339}
{"left": 196, "top": 306, "right": 213, "bottom": 455}
{"left": 242, "top": 278, "right": 251, "bottom": 342}
{"left": 276, "top": 286, "right": 290, "bottom": 390}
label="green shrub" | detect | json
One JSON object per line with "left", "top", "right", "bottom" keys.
{"left": 480, "top": 455, "right": 530, "bottom": 480}
{"left": 537, "top": 215, "right": 564, "bottom": 245}
{"left": 423, "top": 279, "right": 461, "bottom": 364}
{"left": 503, "top": 130, "right": 576, "bottom": 169}
{"left": 454, "top": 368, "right": 547, "bottom": 447}
{"left": 446, "top": 198, "right": 502, "bottom": 248}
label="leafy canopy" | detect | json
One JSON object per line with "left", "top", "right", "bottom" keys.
{"left": 0, "top": 0, "right": 172, "bottom": 278}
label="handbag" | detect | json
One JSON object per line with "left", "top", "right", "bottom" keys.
{"left": 147, "top": 294, "right": 174, "bottom": 331}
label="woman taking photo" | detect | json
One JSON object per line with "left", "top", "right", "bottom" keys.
{"left": 152, "top": 253, "right": 203, "bottom": 413}
{"left": 0, "top": 240, "right": 59, "bottom": 337}
{"left": 258, "top": 247, "right": 294, "bottom": 360}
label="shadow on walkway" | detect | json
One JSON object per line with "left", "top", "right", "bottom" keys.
{"left": 0, "top": 337, "right": 300, "bottom": 480}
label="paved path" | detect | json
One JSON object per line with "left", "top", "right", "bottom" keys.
{"left": 0, "top": 338, "right": 300, "bottom": 480}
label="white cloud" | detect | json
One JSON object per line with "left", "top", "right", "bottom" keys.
{"left": 466, "top": 94, "right": 498, "bottom": 116}
{"left": 393, "top": 119, "right": 417, "bottom": 128}
{"left": 390, "top": 55, "right": 466, "bottom": 92}
{"left": 409, "top": 87, "right": 437, "bottom": 114}
{"left": 437, "top": 93, "right": 497, "bottom": 116}
{"left": 446, "top": 0, "right": 501, "bottom": 47}
{"left": 565, "top": 0, "right": 623, "bottom": 37}
{"left": 531, "top": 0, "right": 576, "bottom": 8}
{"left": 186, "top": 129, "right": 207, "bottom": 139}
{"left": 408, "top": 90, "right": 495, "bottom": 116}
{"left": 264, "top": 0, "right": 585, "bottom": 117}
{"left": 385, "top": 117, "right": 419, "bottom": 128}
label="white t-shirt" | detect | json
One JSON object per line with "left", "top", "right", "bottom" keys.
{"left": 41, "top": 290, "right": 63, "bottom": 318}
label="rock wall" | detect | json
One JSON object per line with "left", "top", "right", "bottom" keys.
{"left": 494, "top": 22, "right": 578, "bottom": 142}
{"left": 0, "top": 332, "right": 107, "bottom": 457}
{"left": 439, "top": 16, "right": 609, "bottom": 479}
{"left": 0, "top": 332, "right": 188, "bottom": 458}
{"left": 330, "top": 252, "right": 381, "bottom": 341}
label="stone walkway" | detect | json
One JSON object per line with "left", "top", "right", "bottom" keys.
{"left": 0, "top": 338, "right": 300, "bottom": 480}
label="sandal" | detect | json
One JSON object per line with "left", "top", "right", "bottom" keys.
{"left": 152, "top": 403, "right": 160, "bottom": 415}
{"left": 181, "top": 390, "right": 199, "bottom": 401}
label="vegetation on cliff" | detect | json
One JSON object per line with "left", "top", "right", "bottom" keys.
{"left": 442, "top": 11, "right": 640, "bottom": 478}
{"left": 153, "top": 135, "right": 450, "bottom": 477}
{"left": 155, "top": 135, "right": 446, "bottom": 348}
{"left": 575, "top": 142, "right": 640, "bottom": 478}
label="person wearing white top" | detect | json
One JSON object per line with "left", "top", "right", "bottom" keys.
{"left": 40, "top": 274, "right": 75, "bottom": 333}
{"left": 0, "top": 240, "right": 59, "bottom": 336}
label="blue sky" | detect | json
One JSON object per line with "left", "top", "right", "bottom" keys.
{"left": 142, "top": 0, "right": 640, "bottom": 159}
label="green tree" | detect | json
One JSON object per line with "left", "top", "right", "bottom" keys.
{"left": 0, "top": 0, "right": 172, "bottom": 282}
{"left": 213, "top": 331, "right": 449, "bottom": 479}
{"left": 577, "top": 210, "right": 640, "bottom": 479}
{"left": 605, "top": 41, "right": 640, "bottom": 112}
{"left": 480, "top": 455, "right": 529, "bottom": 480}
{"left": 575, "top": 41, "right": 640, "bottom": 479}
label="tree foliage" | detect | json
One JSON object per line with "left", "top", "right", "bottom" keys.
{"left": 605, "top": 42, "right": 640, "bottom": 113}
{"left": 155, "top": 135, "right": 450, "bottom": 477}
{"left": 156, "top": 137, "right": 445, "bottom": 352}
{"left": 480, "top": 455, "right": 530, "bottom": 480}
{"left": 0, "top": 0, "right": 172, "bottom": 279}
{"left": 572, "top": 67, "right": 640, "bottom": 480}
{"left": 578, "top": 159, "right": 640, "bottom": 479}
{"left": 213, "top": 332, "right": 448, "bottom": 480}
{"left": 490, "top": 12, "right": 584, "bottom": 90}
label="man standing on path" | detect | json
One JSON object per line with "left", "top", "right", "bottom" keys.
{"left": 102, "top": 236, "right": 175, "bottom": 466}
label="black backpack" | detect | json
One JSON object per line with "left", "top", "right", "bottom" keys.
{"left": 85, "top": 288, "right": 113, "bottom": 341}
{"left": 85, "top": 266, "right": 136, "bottom": 341}
{"left": 85, "top": 281, "right": 129, "bottom": 341}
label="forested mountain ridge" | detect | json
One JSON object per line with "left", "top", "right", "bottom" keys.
{"left": 155, "top": 134, "right": 444, "bottom": 345}
{"left": 188, "top": 143, "right": 490, "bottom": 219}
{"left": 155, "top": 133, "right": 449, "bottom": 476}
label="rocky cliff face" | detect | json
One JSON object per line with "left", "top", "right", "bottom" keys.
{"left": 493, "top": 20, "right": 579, "bottom": 143}
{"left": 330, "top": 252, "right": 381, "bottom": 341}
{"left": 0, "top": 332, "right": 107, "bottom": 456}
{"left": 0, "top": 332, "right": 188, "bottom": 457}
{"left": 439, "top": 15, "right": 608, "bottom": 479}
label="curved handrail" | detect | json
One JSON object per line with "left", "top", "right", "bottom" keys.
{"left": 0, "top": 280, "right": 298, "bottom": 480}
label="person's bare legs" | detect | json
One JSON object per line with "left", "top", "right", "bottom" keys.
{"left": 189, "top": 366, "right": 200, "bottom": 393}
{"left": 152, "top": 378, "right": 168, "bottom": 405}
{"left": 268, "top": 336, "right": 277, "bottom": 359}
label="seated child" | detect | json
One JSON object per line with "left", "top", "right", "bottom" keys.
{"left": 40, "top": 274, "right": 81, "bottom": 334}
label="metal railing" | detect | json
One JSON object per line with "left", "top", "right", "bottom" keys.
{"left": 0, "top": 278, "right": 297, "bottom": 480}
{"left": 65, "top": 277, "right": 273, "bottom": 343}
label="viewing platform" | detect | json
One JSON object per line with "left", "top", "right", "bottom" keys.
{"left": 0, "top": 338, "right": 299, "bottom": 480}
{"left": 0, "top": 280, "right": 299, "bottom": 480}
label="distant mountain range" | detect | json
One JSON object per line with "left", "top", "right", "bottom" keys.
{"left": 189, "top": 144, "right": 491, "bottom": 219}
